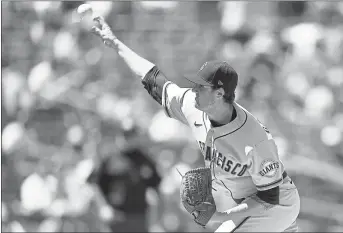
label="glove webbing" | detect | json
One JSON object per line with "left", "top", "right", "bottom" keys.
{"left": 178, "top": 167, "right": 215, "bottom": 228}
{"left": 176, "top": 167, "right": 216, "bottom": 192}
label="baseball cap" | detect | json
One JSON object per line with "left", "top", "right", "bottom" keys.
{"left": 182, "top": 60, "right": 238, "bottom": 95}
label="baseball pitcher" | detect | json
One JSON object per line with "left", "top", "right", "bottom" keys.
{"left": 90, "top": 16, "right": 300, "bottom": 232}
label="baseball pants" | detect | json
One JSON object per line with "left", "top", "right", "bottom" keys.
{"left": 215, "top": 176, "right": 300, "bottom": 232}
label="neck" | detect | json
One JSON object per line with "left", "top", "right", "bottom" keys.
{"left": 207, "top": 102, "right": 234, "bottom": 125}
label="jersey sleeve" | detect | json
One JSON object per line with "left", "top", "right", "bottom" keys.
{"left": 161, "top": 81, "right": 194, "bottom": 125}
{"left": 247, "top": 139, "right": 285, "bottom": 191}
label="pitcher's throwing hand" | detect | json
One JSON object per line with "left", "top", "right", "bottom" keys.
{"left": 91, "top": 16, "right": 117, "bottom": 48}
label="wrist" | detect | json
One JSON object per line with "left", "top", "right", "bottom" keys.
{"left": 110, "top": 37, "right": 119, "bottom": 48}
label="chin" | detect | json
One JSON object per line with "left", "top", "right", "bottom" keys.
{"left": 194, "top": 101, "right": 201, "bottom": 110}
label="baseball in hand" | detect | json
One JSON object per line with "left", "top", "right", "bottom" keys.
{"left": 77, "top": 4, "right": 94, "bottom": 29}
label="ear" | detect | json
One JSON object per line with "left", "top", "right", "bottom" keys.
{"left": 215, "top": 87, "right": 225, "bottom": 99}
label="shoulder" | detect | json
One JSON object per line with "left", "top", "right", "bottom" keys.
{"left": 165, "top": 82, "right": 196, "bottom": 111}
{"left": 164, "top": 82, "right": 193, "bottom": 100}
{"left": 235, "top": 103, "right": 272, "bottom": 145}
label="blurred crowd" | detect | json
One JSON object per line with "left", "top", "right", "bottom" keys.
{"left": 2, "top": 1, "right": 343, "bottom": 232}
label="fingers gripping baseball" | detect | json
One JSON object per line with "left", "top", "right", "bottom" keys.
{"left": 93, "top": 16, "right": 106, "bottom": 28}
{"left": 77, "top": 4, "right": 116, "bottom": 47}
{"left": 91, "top": 16, "right": 117, "bottom": 47}
{"left": 90, "top": 26, "right": 102, "bottom": 36}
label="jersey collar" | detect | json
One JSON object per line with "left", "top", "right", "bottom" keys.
{"left": 206, "top": 102, "right": 248, "bottom": 139}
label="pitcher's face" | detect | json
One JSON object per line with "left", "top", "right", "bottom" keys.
{"left": 192, "top": 84, "right": 217, "bottom": 111}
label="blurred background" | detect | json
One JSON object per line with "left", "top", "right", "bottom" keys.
{"left": 2, "top": 1, "right": 343, "bottom": 232}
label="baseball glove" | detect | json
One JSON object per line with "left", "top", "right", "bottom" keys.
{"left": 179, "top": 167, "right": 216, "bottom": 227}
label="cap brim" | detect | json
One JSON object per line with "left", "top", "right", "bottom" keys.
{"left": 178, "top": 74, "right": 214, "bottom": 88}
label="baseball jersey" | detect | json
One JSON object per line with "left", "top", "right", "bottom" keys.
{"left": 162, "top": 81, "right": 285, "bottom": 204}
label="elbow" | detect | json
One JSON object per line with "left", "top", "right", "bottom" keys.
{"left": 137, "top": 60, "right": 156, "bottom": 78}
{"left": 141, "top": 66, "right": 169, "bottom": 105}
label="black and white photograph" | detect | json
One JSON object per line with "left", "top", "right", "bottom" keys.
{"left": 1, "top": 1, "right": 343, "bottom": 232}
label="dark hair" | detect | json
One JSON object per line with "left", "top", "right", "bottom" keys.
{"left": 223, "top": 91, "right": 235, "bottom": 104}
